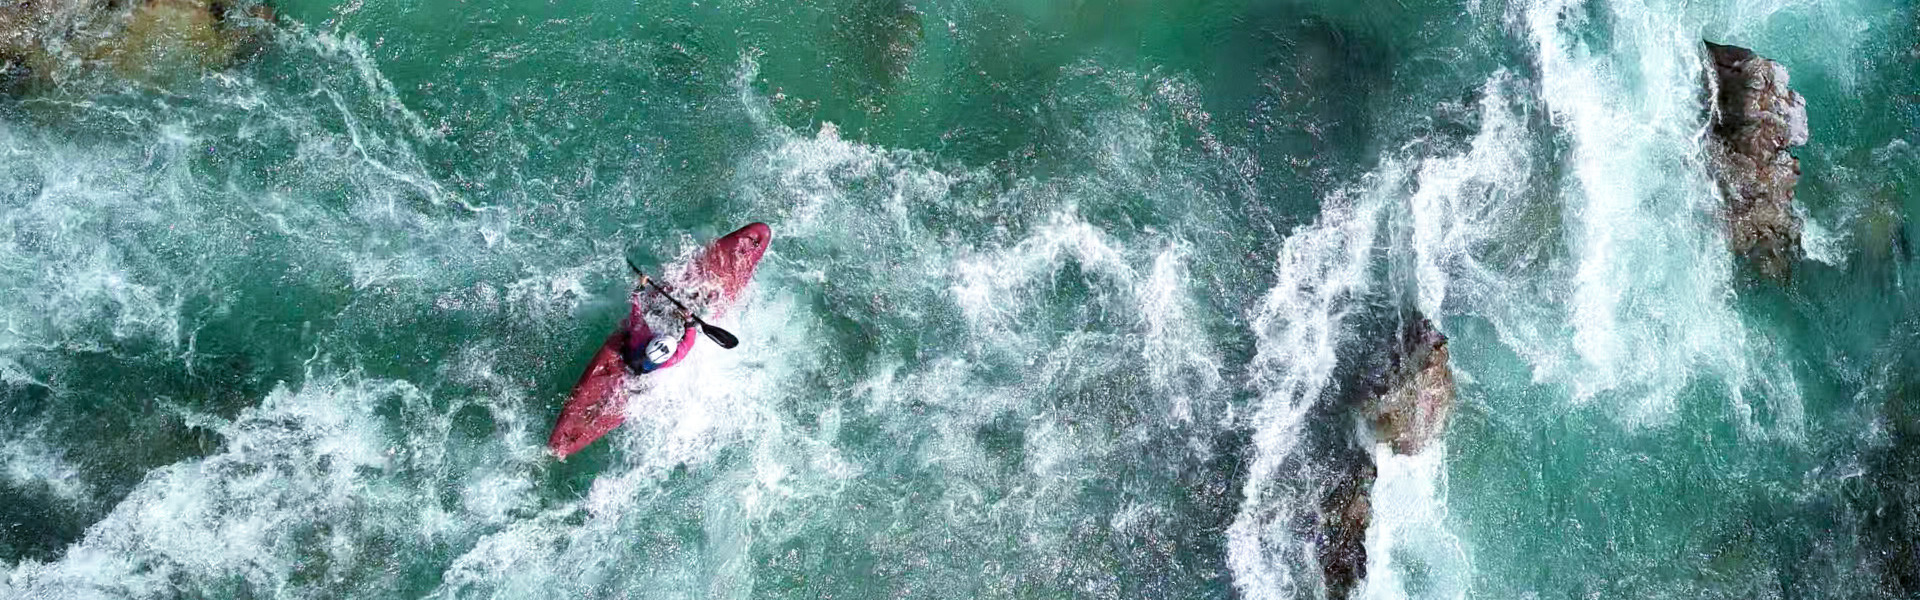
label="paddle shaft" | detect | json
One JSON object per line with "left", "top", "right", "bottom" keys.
{"left": 626, "top": 259, "right": 740, "bottom": 349}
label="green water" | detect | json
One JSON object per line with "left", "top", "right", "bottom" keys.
{"left": 2, "top": 0, "right": 1916, "bottom": 598}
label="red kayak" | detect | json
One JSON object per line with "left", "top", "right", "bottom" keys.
{"left": 547, "top": 223, "right": 772, "bottom": 459}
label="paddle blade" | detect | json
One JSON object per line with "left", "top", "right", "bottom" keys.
{"left": 701, "top": 323, "right": 740, "bottom": 349}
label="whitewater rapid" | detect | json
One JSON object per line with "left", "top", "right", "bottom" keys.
{"left": 3, "top": 0, "right": 1916, "bottom": 598}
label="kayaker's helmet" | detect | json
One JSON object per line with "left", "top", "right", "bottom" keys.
{"left": 644, "top": 337, "right": 676, "bottom": 366}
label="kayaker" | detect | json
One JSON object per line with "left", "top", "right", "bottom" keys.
{"left": 624, "top": 274, "right": 697, "bottom": 374}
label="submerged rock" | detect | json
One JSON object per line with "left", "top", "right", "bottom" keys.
{"left": 1365, "top": 316, "right": 1454, "bottom": 456}
{"left": 98, "top": 0, "right": 237, "bottom": 82}
{"left": 0, "top": 0, "right": 271, "bottom": 92}
{"left": 835, "top": 0, "right": 921, "bottom": 87}
{"left": 1704, "top": 41, "right": 1810, "bottom": 280}
{"left": 825, "top": 0, "right": 921, "bottom": 117}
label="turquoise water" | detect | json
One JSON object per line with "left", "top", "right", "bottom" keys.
{"left": 2, "top": 0, "right": 1917, "bottom": 597}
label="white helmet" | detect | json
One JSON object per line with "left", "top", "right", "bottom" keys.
{"left": 644, "top": 337, "right": 676, "bottom": 365}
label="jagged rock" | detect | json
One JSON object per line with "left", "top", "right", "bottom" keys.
{"left": 1316, "top": 456, "right": 1374, "bottom": 600}
{"left": 1365, "top": 316, "right": 1454, "bottom": 456}
{"left": 1312, "top": 314, "right": 1454, "bottom": 600}
{"left": 1704, "top": 41, "right": 1809, "bottom": 280}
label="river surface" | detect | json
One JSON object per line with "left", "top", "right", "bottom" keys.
{"left": 3, "top": 0, "right": 1918, "bottom": 598}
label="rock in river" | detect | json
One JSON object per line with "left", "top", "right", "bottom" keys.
{"left": 1365, "top": 316, "right": 1454, "bottom": 456}
{"left": 1, "top": 0, "right": 272, "bottom": 92}
{"left": 1318, "top": 314, "right": 1455, "bottom": 599}
{"left": 1704, "top": 41, "right": 1810, "bottom": 280}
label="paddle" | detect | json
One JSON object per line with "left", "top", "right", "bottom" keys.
{"left": 626, "top": 258, "right": 741, "bottom": 349}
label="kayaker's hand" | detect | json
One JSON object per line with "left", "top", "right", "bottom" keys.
{"left": 637, "top": 274, "right": 652, "bottom": 288}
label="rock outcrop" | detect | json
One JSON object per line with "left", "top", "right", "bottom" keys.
{"left": 1704, "top": 41, "right": 1810, "bottom": 280}
{"left": 1316, "top": 455, "right": 1375, "bottom": 600}
{"left": 1365, "top": 316, "right": 1455, "bottom": 455}
{"left": 1316, "top": 315, "right": 1455, "bottom": 599}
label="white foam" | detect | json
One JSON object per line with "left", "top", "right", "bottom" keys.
{"left": 1797, "top": 204, "right": 1848, "bottom": 266}
{"left": 0, "top": 429, "right": 92, "bottom": 505}
{"left": 1139, "top": 241, "right": 1225, "bottom": 424}
{"left": 731, "top": 57, "right": 958, "bottom": 243}
{"left": 428, "top": 516, "right": 558, "bottom": 598}
{"left": 6, "top": 367, "right": 547, "bottom": 599}
{"left": 0, "top": 130, "right": 189, "bottom": 354}
{"left": 288, "top": 28, "right": 473, "bottom": 215}
{"left": 1496, "top": 0, "right": 1797, "bottom": 428}
{"left": 847, "top": 354, "right": 1020, "bottom": 493}
{"left": 950, "top": 212, "right": 1137, "bottom": 341}
{"left": 1357, "top": 443, "right": 1471, "bottom": 600}
{"left": 1230, "top": 171, "right": 1396, "bottom": 600}
{"left": 501, "top": 262, "right": 596, "bottom": 318}
{"left": 1406, "top": 73, "right": 1535, "bottom": 320}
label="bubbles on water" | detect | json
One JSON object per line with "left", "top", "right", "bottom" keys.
{"left": 1356, "top": 444, "right": 1470, "bottom": 600}
{"left": 5, "top": 369, "right": 544, "bottom": 599}
{"left": 0, "top": 428, "right": 92, "bottom": 506}
{"left": 1493, "top": 0, "right": 1801, "bottom": 428}
{"left": 1405, "top": 72, "right": 1537, "bottom": 322}
{"left": 1797, "top": 204, "right": 1849, "bottom": 267}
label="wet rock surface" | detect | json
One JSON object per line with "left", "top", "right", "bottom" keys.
{"left": 1315, "top": 454, "right": 1375, "bottom": 600}
{"left": 0, "top": 0, "right": 271, "bottom": 92}
{"left": 1315, "top": 314, "right": 1455, "bottom": 599}
{"left": 1704, "top": 41, "right": 1810, "bottom": 280}
{"left": 1365, "top": 317, "right": 1454, "bottom": 456}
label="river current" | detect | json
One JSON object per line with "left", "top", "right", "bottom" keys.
{"left": 2, "top": 0, "right": 1917, "bottom": 598}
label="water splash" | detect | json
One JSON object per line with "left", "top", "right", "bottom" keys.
{"left": 1495, "top": 0, "right": 1796, "bottom": 429}
{"left": 5, "top": 371, "right": 543, "bottom": 599}
{"left": 0, "top": 429, "right": 92, "bottom": 506}
{"left": 1230, "top": 170, "right": 1394, "bottom": 600}
{"left": 1357, "top": 443, "right": 1470, "bottom": 600}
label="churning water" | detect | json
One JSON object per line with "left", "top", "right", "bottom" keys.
{"left": 2, "top": 0, "right": 1917, "bottom": 598}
